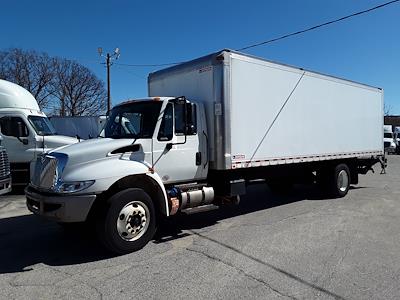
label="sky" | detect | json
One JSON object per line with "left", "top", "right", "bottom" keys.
{"left": 2, "top": 0, "right": 400, "bottom": 113}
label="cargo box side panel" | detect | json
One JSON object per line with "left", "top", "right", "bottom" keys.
{"left": 149, "top": 64, "right": 222, "bottom": 168}
{"left": 229, "top": 55, "right": 383, "bottom": 167}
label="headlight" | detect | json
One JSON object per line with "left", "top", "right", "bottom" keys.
{"left": 56, "top": 180, "right": 95, "bottom": 193}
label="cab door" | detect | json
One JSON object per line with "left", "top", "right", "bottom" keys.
{"left": 152, "top": 101, "right": 205, "bottom": 184}
{"left": 0, "top": 116, "right": 36, "bottom": 162}
{"left": 0, "top": 116, "right": 36, "bottom": 185}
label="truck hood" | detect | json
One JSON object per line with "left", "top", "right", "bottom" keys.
{"left": 39, "top": 135, "right": 80, "bottom": 149}
{"left": 51, "top": 138, "right": 149, "bottom": 167}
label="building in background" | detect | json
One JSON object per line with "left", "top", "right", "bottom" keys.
{"left": 384, "top": 116, "right": 400, "bottom": 129}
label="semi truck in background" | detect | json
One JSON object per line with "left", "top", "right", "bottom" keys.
{"left": 393, "top": 127, "right": 400, "bottom": 154}
{"left": 0, "top": 79, "right": 79, "bottom": 186}
{"left": 383, "top": 125, "right": 396, "bottom": 154}
{"left": 0, "top": 136, "right": 12, "bottom": 195}
{"left": 26, "top": 50, "right": 385, "bottom": 254}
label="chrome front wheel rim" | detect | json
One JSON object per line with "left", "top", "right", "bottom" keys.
{"left": 116, "top": 201, "right": 150, "bottom": 241}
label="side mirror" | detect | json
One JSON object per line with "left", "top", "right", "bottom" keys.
{"left": 186, "top": 124, "right": 196, "bottom": 135}
{"left": 185, "top": 103, "right": 197, "bottom": 135}
{"left": 15, "top": 121, "right": 28, "bottom": 145}
{"left": 16, "top": 121, "right": 25, "bottom": 138}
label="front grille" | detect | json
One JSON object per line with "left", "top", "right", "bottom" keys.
{"left": 32, "top": 155, "right": 58, "bottom": 189}
{"left": 0, "top": 147, "right": 11, "bottom": 179}
{"left": 384, "top": 141, "right": 391, "bottom": 148}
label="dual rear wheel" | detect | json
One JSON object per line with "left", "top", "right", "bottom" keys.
{"left": 268, "top": 163, "right": 352, "bottom": 198}
{"left": 317, "top": 163, "right": 351, "bottom": 198}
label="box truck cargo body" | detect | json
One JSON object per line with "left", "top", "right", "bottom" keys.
{"left": 27, "top": 50, "right": 385, "bottom": 254}
{"left": 148, "top": 50, "right": 384, "bottom": 170}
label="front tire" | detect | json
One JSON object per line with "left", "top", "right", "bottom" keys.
{"left": 97, "top": 188, "right": 156, "bottom": 254}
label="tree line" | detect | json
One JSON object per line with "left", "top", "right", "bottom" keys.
{"left": 0, "top": 48, "right": 107, "bottom": 116}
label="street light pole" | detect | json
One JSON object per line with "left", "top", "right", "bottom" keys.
{"left": 98, "top": 47, "right": 120, "bottom": 114}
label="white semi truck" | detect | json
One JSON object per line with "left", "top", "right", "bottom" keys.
{"left": 26, "top": 50, "right": 385, "bottom": 254}
{"left": 383, "top": 125, "right": 396, "bottom": 154}
{"left": 0, "top": 79, "right": 79, "bottom": 186}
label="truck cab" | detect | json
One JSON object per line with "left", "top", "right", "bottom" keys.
{"left": 26, "top": 97, "right": 209, "bottom": 253}
{"left": 101, "top": 97, "right": 208, "bottom": 182}
{"left": 0, "top": 79, "right": 79, "bottom": 186}
{"left": 383, "top": 125, "right": 396, "bottom": 154}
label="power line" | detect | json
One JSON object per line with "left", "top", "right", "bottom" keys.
{"left": 236, "top": 0, "right": 400, "bottom": 51}
{"left": 115, "top": 62, "right": 181, "bottom": 67}
{"left": 113, "top": 64, "right": 145, "bottom": 79}
{"left": 111, "top": 0, "right": 400, "bottom": 67}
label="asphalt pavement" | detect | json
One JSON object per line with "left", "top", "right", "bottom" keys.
{"left": 0, "top": 156, "right": 399, "bottom": 299}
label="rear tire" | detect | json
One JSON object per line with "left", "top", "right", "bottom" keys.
{"left": 318, "top": 164, "right": 351, "bottom": 198}
{"left": 96, "top": 188, "right": 156, "bottom": 255}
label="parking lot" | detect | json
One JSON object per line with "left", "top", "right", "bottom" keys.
{"left": 0, "top": 156, "right": 399, "bottom": 299}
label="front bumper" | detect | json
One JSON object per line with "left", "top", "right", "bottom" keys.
{"left": 385, "top": 147, "right": 396, "bottom": 154}
{"left": 25, "top": 185, "right": 96, "bottom": 223}
{"left": 0, "top": 176, "right": 12, "bottom": 195}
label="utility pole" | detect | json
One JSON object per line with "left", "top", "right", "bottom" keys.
{"left": 106, "top": 53, "right": 111, "bottom": 113}
{"left": 98, "top": 47, "right": 120, "bottom": 113}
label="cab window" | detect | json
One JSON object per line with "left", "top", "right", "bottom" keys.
{"left": 0, "top": 117, "right": 29, "bottom": 137}
{"left": 158, "top": 103, "right": 173, "bottom": 141}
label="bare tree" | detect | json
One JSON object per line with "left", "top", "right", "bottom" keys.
{"left": 0, "top": 48, "right": 55, "bottom": 109}
{"left": 52, "top": 59, "right": 107, "bottom": 116}
{"left": 384, "top": 103, "right": 392, "bottom": 116}
{"left": 0, "top": 48, "right": 107, "bottom": 116}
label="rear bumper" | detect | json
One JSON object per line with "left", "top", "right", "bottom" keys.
{"left": 25, "top": 185, "right": 96, "bottom": 223}
{"left": 0, "top": 177, "right": 12, "bottom": 195}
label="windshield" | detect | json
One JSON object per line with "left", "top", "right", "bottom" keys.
{"left": 384, "top": 133, "right": 393, "bottom": 138}
{"left": 28, "top": 116, "right": 57, "bottom": 136}
{"left": 104, "top": 101, "right": 162, "bottom": 139}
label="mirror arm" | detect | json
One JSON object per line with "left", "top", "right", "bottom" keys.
{"left": 17, "top": 137, "right": 28, "bottom": 145}
{"left": 166, "top": 134, "right": 187, "bottom": 151}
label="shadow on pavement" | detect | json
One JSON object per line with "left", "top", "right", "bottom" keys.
{"left": 154, "top": 183, "right": 341, "bottom": 241}
{"left": 0, "top": 215, "right": 110, "bottom": 274}
{"left": 0, "top": 183, "right": 365, "bottom": 275}
{"left": 8, "top": 186, "right": 26, "bottom": 195}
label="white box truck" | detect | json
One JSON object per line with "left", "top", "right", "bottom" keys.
{"left": 0, "top": 79, "right": 79, "bottom": 186}
{"left": 26, "top": 50, "right": 385, "bottom": 254}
